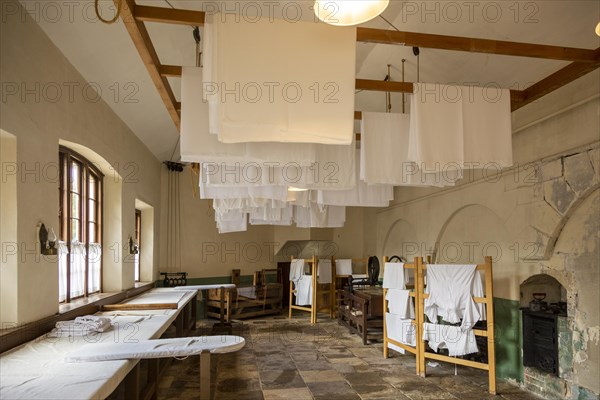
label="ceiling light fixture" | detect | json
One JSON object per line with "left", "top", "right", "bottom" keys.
{"left": 314, "top": 0, "right": 390, "bottom": 26}
{"left": 596, "top": 22, "right": 600, "bottom": 37}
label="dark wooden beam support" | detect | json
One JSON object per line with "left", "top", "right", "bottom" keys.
{"left": 512, "top": 49, "right": 600, "bottom": 111}
{"left": 116, "top": 0, "right": 180, "bottom": 130}
{"left": 159, "top": 64, "right": 183, "bottom": 78}
{"left": 357, "top": 27, "right": 599, "bottom": 64}
{"left": 134, "top": 5, "right": 205, "bottom": 26}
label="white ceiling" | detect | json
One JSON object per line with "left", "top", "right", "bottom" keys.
{"left": 22, "top": 0, "right": 600, "bottom": 161}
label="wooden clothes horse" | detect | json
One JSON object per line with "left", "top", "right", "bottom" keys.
{"left": 416, "top": 256, "right": 497, "bottom": 394}
{"left": 289, "top": 256, "right": 334, "bottom": 324}
{"left": 382, "top": 256, "right": 422, "bottom": 373}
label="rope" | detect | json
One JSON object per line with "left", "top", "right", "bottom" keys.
{"left": 94, "top": 0, "right": 121, "bottom": 24}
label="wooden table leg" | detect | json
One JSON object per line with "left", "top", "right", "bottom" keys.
{"left": 200, "top": 352, "right": 211, "bottom": 400}
{"left": 148, "top": 359, "right": 159, "bottom": 400}
{"left": 124, "top": 363, "right": 140, "bottom": 400}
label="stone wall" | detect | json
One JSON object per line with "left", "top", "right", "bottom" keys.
{"left": 373, "top": 97, "right": 599, "bottom": 398}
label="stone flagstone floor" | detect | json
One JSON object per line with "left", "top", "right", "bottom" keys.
{"left": 149, "top": 312, "right": 540, "bottom": 400}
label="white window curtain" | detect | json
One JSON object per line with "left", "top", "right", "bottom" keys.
{"left": 70, "top": 241, "right": 86, "bottom": 299}
{"left": 58, "top": 241, "right": 69, "bottom": 302}
{"left": 88, "top": 243, "right": 102, "bottom": 294}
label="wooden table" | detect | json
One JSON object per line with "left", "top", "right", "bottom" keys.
{"left": 337, "top": 286, "right": 384, "bottom": 345}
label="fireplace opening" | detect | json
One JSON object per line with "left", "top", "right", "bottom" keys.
{"left": 520, "top": 274, "right": 568, "bottom": 376}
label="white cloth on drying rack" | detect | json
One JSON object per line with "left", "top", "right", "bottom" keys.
{"left": 472, "top": 271, "right": 487, "bottom": 321}
{"left": 386, "top": 289, "right": 415, "bottom": 319}
{"left": 295, "top": 275, "right": 313, "bottom": 306}
{"left": 289, "top": 259, "right": 305, "bottom": 283}
{"left": 382, "top": 262, "right": 410, "bottom": 289}
{"left": 335, "top": 259, "right": 353, "bottom": 276}
{"left": 386, "top": 313, "right": 416, "bottom": 354}
{"left": 317, "top": 259, "right": 333, "bottom": 284}
{"left": 424, "top": 264, "right": 481, "bottom": 331}
{"left": 422, "top": 322, "right": 478, "bottom": 356}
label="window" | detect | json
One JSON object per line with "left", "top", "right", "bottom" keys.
{"left": 134, "top": 209, "right": 141, "bottom": 282}
{"left": 58, "top": 147, "right": 103, "bottom": 302}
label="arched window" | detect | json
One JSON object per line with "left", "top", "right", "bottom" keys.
{"left": 58, "top": 146, "right": 103, "bottom": 302}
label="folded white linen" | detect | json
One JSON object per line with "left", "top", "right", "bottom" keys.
{"left": 289, "top": 259, "right": 305, "bottom": 283}
{"left": 382, "top": 262, "right": 410, "bottom": 289}
{"left": 386, "top": 289, "right": 415, "bottom": 319}
{"left": 386, "top": 313, "right": 416, "bottom": 354}
{"left": 295, "top": 275, "right": 313, "bottom": 306}
{"left": 317, "top": 259, "right": 333, "bottom": 284}
{"left": 422, "top": 322, "right": 478, "bottom": 356}
{"left": 203, "top": 13, "right": 356, "bottom": 144}
{"left": 335, "top": 259, "right": 353, "bottom": 276}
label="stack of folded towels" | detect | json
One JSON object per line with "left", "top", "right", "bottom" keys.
{"left": 49, "top": 316, "right": 112, "bottom": 337}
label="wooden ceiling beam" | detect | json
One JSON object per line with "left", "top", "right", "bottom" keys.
{"left": 512, "top": 49, "right": 600, "bottom": 111}
{"left": 116, "top": 0, "right": 180, "bottom": 129}
{"left": 159, "top": 65, "right": 183, "bottom": 78}
{"left": 134, "top": 5, "right": 205, "bottom": 26}
{"left": 357, "top": 27, "right": 599, "bottom": 64}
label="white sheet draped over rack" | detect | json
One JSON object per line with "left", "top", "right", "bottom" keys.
{"left": 203, "top": 13, "right": 356, "bottom": 144}
{"left": 295, "top": 275, "right": 313, "bottom": 306}
{"left": 424, "top": 264, "right": 481, "bottom": 331}
{"left": 383, "top": 262, "right": 410, "bottom": 289}
{"left": 335, "top": 259, "right": 353, "bottom": 276}
{"left": 386, "top": 289, "right": 415, "bottom": 319}
{"left": 317, "top": 259, "right": 332, "bottom": 284}
{"left": 422, "top": 322, "right": 478, "bottom": 356}
{"left": 386, "top": 313, "right": 416, "bottom": 354}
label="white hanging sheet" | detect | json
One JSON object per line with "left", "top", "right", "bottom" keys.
{"left": 181, "top": 66, "right": 316, "bottom": 165}
{"left": 361, "top": 111, "right": 459, "bottom": 187}
{"left": 203, "top": 13, "right": 356, "bottom": 144}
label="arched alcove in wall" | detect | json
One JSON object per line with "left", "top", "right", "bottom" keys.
{"left": 434, "top": 204, "right": 524, "bottom": 300}
{"left": 0, "top": 130, "right": 18, "bottom": 325}
{"left": 548, "top": 189, "right": 599, "bottom": 394}
{"left": 382, "top": 219, "right": 419, "bottom": 260}
{"left": 59, "top": 139, "right": 124, "bottom": 292}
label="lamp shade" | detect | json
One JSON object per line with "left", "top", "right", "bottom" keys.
{"left": 596, "top": 22, "right": 600, "bottom": 37}
{"left": 314, "top": 0, "right": 389, "bottom": 26}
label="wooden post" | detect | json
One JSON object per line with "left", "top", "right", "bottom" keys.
{"left": 382, "top": 256, "right": 389, "bottom": 359}
{"left": 416, "top": 256, "right": 426, "bottom": 377}
{"left": 289, "top": 256, "right": 294, "bottom": 319}
{"left": 485, "top": 256, "right": 497, "bottom": 395}
{"left": 312, "top": 256, "right": 318, "bottom": 325}
{"left": 330, "top": 256, "right": 335, "bottom": 319}
{"left": 124, "top": 363, "right": 140, "bottom": 400}
{"left": 148, "top": 359, "right": 159, "bottom": 400}
{"left": 199, "top": 353, "right": 211, "bottom": 400}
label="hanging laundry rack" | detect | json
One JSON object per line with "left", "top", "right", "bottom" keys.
{"left": 383, "top": 256, "right": 497, "bottom": 394}
{"left": 288, "top": 256, "right": 335, "bottom": 324}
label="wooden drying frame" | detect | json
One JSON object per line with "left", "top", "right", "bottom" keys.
{"left": 113, "top": 0, "right": 599, "bottom": 130}
{"left": 288, "top": 256, "right": 334, "bottom": 324}
{"left": 382, "top": 256, "right": 497, "bottom": 394}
